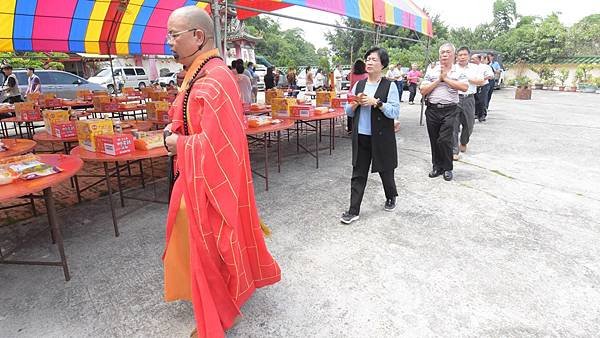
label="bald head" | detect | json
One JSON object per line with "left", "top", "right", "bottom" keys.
{"left": 170, "top": 6, "right": 214, "bottom": 36}
{"left": 167, "top": 6, "right": 216, "bottom": 67}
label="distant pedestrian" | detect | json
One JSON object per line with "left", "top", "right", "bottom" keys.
{"left": 406, "top": 63, "right": 422, "bottom": 104}
{"left": 26, "top": 67, "right": 42, "bottom": 95}
{"left": 347, "top": 59, "right": 368, "bottom": 134}
{"left": 1, "top": 64, "right": 24, "bottom": 104}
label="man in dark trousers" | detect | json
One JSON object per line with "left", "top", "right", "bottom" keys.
{"left": 420, "top": 43, "right": 468, "bottom": 181}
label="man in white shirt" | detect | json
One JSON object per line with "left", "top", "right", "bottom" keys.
{"left": 334, "top": 65, "right": 343, "bottom": 92}
{"left": 420, "top": 43, "right": 469, "bottom": 181}
{"left": 471, "top": 54, "right": 494, "bottom": 122}
{"left": 386, "top": 63, "right": 404, "bottom": 102}
{"left": 453, "top": 47, "right": 485, "bottom": 159}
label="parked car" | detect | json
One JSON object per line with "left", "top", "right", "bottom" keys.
{"left": 88, "top": 66, "right": 150, "bottom": 94}
{"left": 157, "top": 72, "right": 177, "bottom": 87}
{"left": 254, "top": 64, "right": 267, "bottom": 91}
{"left": 12, "top": 69, "right": 106, "bottom": 99}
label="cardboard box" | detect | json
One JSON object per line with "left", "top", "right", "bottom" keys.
{"left": 316, "top": 91, "right": 334, "bottom": 107}
{"left": 42, "top": 109, "right": 71, "bottom": 134}
{"left": 43, "top": 98, "right": 63, "bottom": 107}
{"left": 121, "top": 87, "right": 138, "bottom": 96}
{"left": 134, "top": 130, "right": 164, "bottom": 150}
{"left": 290, "top": 105, "right": 314, "bottom": 118}
{"left": 331, "top": 97, "right": 348, "bottom": 108}
{"left": 53, "top": 122, "right": 77, "bottom": 139}
{"left": 76, "top": 119, "right": 114, "bottom": 152}
{"left": 14, "top": 102, "right": 41, "bottom": 121}
{"left": 146, "top": 101, "right": 170, "bottom": 122}
{"left": 270, "top": 98, "right": 296, "bottom": 117}
{"left": 96, "top": 134, "right": 135, "bottom": 156}
{"left": 26, "top": 92, "right": 40, "bottom": 102}
{"left": 265, "top": 89, "right": 283, "bottom": 105}
{"left": 148, "top": 91, "right": 168, "bottom": 101}
{"left": 76, "top": 89, "right": 93, "bottom": 101}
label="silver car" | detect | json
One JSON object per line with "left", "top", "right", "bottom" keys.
{"left": 12, "top": 69, "right": 106, "bottom": 99}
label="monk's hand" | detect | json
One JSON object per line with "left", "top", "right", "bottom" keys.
{"left": 165, "top": 133, "right": 179, "bottom": 155}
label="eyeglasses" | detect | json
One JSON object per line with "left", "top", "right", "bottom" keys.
{"left": 166, "top": 28, "right": 198, "bottom": 42}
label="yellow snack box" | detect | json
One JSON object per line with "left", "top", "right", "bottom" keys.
{"left": 146, "top": 101, "right": 170, "bottom": 122}
{"left": 76, "top": 119, "right": 114, "bottom": 151}
{"left": 42, "top": 109, "right": 71, "bottom": 134}
{"left": 265, "top": 88, "right": 283, "bottom": 105}
{"left": 316, "top": 91, "right": 334, "bottom": 107}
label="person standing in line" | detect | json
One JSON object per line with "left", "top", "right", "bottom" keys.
{"left": 406, "top": 63, "right": 422, "bottom": 105}
{"left": 386, "top": 63, "right": 403, "bottom": 102}
{"left": 264, "top": 66, "right": 276, "bottom": 90}
{"left": 246, "top": 62, "right": 258, "bottom": 103}
{"left": 473, "top": 54, "right": 494, "bottom": 122}
{"left": 419, "top": 43, "right": 468, "bottom": 181}
{"left": 334, "top": 64, "right": 343, "bottom": 93}
{"left": 487, "top": 52, "right": 502, "bottom": 109}
{"left": 341, "top": 47, "right": 400, "bottom": 224}
{"left": 347, "top": 59, "right": 368, "bottom": 135}
{"left": 305, "top": 66, "right": 314, "bottom": 92}
{"left": 1, "top": 64, "right": 24, "bottom": 104}
{"left": 235, "top": 62, "right": 253, "bottom": 104}
{"left": 26, "top": 67, "right": 42, "bottom": 95}
{"left": 314, "top": 68, "right": 324, "bottom": 90}
{"left": 162, "top": 7, "right": 281, "bottom": 337}
{"left": 452, "top": 47, "right": 484, "bottom": 160}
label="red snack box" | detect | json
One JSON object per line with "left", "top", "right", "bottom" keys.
{"left": 95, "top": 134, "right": 135, "bottom": 156}
{"left": 53, "top": 122, "right": 77, "bottom": 139}
{"left": 14, "top": 102, "right": 41, "bottom": 121}
{"left": 290, "top": 105, "right": 314, "bottom": 118}
{"left": 331, "top": 98, "right": 348, "bottom": 108}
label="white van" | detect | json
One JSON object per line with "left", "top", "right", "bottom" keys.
{"left": 88, "top": 66, "right": 149, "bottom": 94}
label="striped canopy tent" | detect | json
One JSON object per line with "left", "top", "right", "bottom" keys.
{"left": 0, "top": 0, "right": 209, "bottom": 56}
{"left": 235, "top": 0, "right": 433, "bottom": 37}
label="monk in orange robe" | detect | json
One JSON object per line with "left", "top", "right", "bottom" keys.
{"left": 163, "top": 7, "right": 281, "bottom": 337}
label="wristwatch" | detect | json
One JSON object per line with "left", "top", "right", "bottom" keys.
{"left": 374, "top": 99, "right": 383, "bottom": 109}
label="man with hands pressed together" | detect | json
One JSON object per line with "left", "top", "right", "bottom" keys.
{"left": 420, "top": 43, "right": 468, "bottom": 181}
{"left": 341, "top": 47, "right": 400, "bottom": 225}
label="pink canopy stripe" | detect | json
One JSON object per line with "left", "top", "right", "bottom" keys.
{"left": 31, "top": 0, "right": 78, "bottom": 52}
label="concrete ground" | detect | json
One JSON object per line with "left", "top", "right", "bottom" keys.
{"left": 1, "top": 88, "right": 600, "bottom": 337}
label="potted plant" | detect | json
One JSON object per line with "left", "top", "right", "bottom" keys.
{"left": 514, "top": 76, "right": 532, "bottom": 100}
{"left": 531, "top": 66, "right": 544, "bottom": 89}
{"left": 594, "top": 77, "right": 600, "bottom": 94}
{"left": 557, "top": 68, "right": 569, "bottom": 91}
{"left": 576, "top": 64, "right": 597, "bottom": 93}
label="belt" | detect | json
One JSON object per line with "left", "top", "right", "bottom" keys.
{"left": 459, "top": 94, "right": 474, "bottom": 98}
{"left": 426, "top": 102, "right": 457, "bottom": 109}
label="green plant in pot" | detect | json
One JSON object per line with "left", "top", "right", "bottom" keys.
{"left": 514, "top": 76, "right": 532, "bottom": 100}
{"left": 557, "top": 68, "right": 569, "bottom": 91}
{"left": 576, "top": 64, "right": 597, "bottom": 93}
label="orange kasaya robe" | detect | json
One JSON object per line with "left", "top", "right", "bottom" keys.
{"left": 163, "top": 49, "right": 281, "bottom": 338}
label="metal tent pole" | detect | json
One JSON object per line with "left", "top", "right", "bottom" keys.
{"left": 211, "top": 0, "right": 223, "bottom": 56}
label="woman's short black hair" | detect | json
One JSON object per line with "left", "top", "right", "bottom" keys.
{"left": 352, "top": 59, "right": 366, "bottom": 75}
{"left": 235, "top": 62, "right": 245, "bottom": 74}
{"left": 364, "top": 47, "right": 389, "bottom": 69}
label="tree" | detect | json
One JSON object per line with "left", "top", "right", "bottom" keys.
{"left": 566, "top": 14, "right": 600, "bottom": 55}
{"left": 493, "top": 0, "right": 517, "bottom": 33}
{"left": 244, "top": 16, "right": 320, "bottom": 67}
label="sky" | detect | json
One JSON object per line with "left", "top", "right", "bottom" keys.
{"left": 267, "top": 0, "right": 600, "bottom": 49}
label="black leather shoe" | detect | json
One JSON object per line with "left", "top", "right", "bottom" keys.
{"left": 428, "top": 168, "right": 443, "bottom": 178}
{"left": 384, "top": 197, "right": 396, "bottom": 211}
{"left": 443, "top": 170, "right": 453, "bottom": 181}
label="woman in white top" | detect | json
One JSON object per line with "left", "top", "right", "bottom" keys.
{"left": 235, "top": 62, "right": 252, "bottom": 104}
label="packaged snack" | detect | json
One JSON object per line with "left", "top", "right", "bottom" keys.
{"left": 133, "top": 130, "right": 164, "bottom": 150}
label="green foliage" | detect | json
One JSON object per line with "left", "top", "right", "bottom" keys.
{"left": 575, "top": 64, "right": 595, "bottom": 83}
{"left": 0, "top": 52, "right": 66, "bottom": 69}
{"left": 514, "top": 76, "right": 532, "bottom": 87}
{"left": 244, "top": 17, "right": 320, "bottom": 67}
{"left": 557, "top": 68, "right": 569, "bottom": 86}
{"left": 592, "top": 76, "right": 600, "bottom": 88}
{"left": 566, "top": 14, "right": 600, "bottom": 56}
{"left": 493, "top": 0, "right": 517, "bottom": 33}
